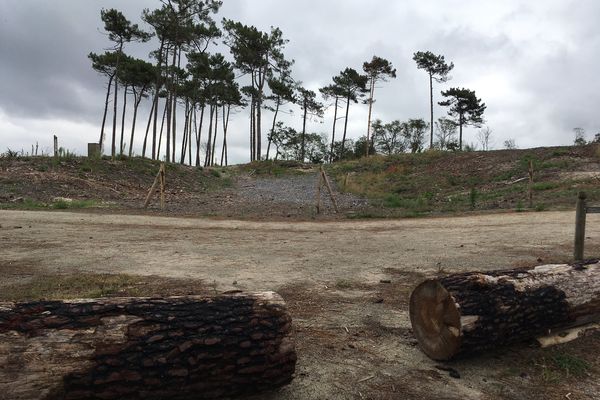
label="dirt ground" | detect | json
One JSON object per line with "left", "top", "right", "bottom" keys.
{"left": 1, "top": 210, "right": 599, "bottom": 399}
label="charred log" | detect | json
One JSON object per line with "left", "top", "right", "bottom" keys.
{"left": 409, "top": 261, "right": 600, "bottom": 360}
{"left": 0, "top": 292, "right": 296, "bottom": 399}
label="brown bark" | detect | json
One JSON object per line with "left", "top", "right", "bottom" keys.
{"left": 0, "top": 292, "right": 296, "bottom": 399}
{"left": 409, "top": 261, "right": 600, "bottom": 360}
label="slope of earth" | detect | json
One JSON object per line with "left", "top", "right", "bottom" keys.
{"left": 1, "top": 210, "right": 599, "bottom": 399}
{"left": 0, "top": 156, "right": 369, "bottom": 219}
{"left": 328, "top": 144, "right": 600, "bottom": 218}
{"left": 1, "top": 144, "right": 600, "bottom": 220}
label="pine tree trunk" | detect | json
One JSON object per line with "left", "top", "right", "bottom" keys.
{"left": 129, "top": 91, "right": 142, "bottom": 158}
{"left": 266, "top": 98, "right": 280, "bottom": 161}
{"left": 211, "top": 106, "right": 218, "bottom": 167}
{"left": 250, "top": 99, "right": 255, "bottom": 162}
{"left": 157, "top": 100, "right": 168, "bottom": 160}
{"left": 0, "top": 292, "right": 296, "bottom": 400}
{"left": 409, "top": 261, "right": 600, "bottom": 361}
{"left": 330, "top": 96, "right": 339, "bottom": 163}
{"left": 119, "top": 84, "right": 128, "bottom": 157}
{"left": 221, "top": 105, "right": 230, "bottom": 166}
{"left": 196, "top": 105, "right": 204, "bottom": 167}
{"left": 152, "top": 39, "right": 165, "bottom": 160}
{"left": 429, "top": 73, "right": 434, "bottom": 149}
{"left": 99, "top": 73, "right": 115, "bottom": 150}
{"left": 204, "top": 105, "right": 214, "bottom": 167}
{"left": 301, "top": 102, "right": 307, "bottom": 162}
{"left": 142, "top": 96, "right": 156, "bottom": 159}
{"left": 180, "top": 100, "right": 189, "bottom": 164}
{"left": 365, "top": 79, "right": 375, "bottom": 157}
{"left": 340, "top": 95, "right": 351, "bottom": 159}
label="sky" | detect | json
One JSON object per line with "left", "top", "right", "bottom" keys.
{"left": 1, "top": 0, "right": 599, "bottom": 163}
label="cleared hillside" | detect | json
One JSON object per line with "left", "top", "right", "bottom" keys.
{"left": 1, "top": 144, "right": 599, "bottom": 219}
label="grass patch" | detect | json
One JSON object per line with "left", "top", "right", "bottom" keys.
{"left": 532, "top": 182, "right": 560, "bottom": 191}
{"left": 536, "top": 351, "right": 591, "bottom": 383}
{"left": 0, "top": 273, "right": 206, "bottom": 301}
{"left": 334, "top": 279, "right": 355, "bottom": 289}
{"left": 51, "top": 199, "right": 101, "bottom": 209}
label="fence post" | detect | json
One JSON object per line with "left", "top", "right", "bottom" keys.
{"left": 574, "top": 191, "right": 587, "bottom": 261}
{"left": 53, "top": 135, "right": 58, "bottom": 158}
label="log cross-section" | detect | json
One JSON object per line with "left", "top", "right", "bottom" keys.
{"left": 409, "top": 261, "right": 600, "bottom": 360}
{"left": 0, "top": 292, "right": 296, "bottom": 400}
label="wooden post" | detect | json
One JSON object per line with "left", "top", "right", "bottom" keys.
{"left": 143, "top": 163, "right": 166, "bottom": 210}
{"left": 574, "top": 191, "right": 587, "bottom": 261}
{"left": 528, "top": 160, "right": 534, "bottom": 208}
{"left": 320, "top": 167, "right": 339, "bottom": 213}
{"left": 314, "top": 171, "right": 323, "bottom": 214}
{"left": 53, "top": 135, "right": 58, "bottom": 158}
{"left": 159, "top": 163, "right": 166, "bottom": 210}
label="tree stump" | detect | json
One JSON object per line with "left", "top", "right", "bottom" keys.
{"left": 409, "top": 261, "right": 600, "bottom": 360}
{"left": 0, "top": 292, "right": 296, "bottom": 399}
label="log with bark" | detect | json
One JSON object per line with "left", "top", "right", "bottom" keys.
{"left": 409, "top": 260, "right": 600, "bottom": 360}
{"left": 0, "top": 291, "right": 296, "bottom": 400}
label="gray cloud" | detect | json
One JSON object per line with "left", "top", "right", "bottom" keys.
{"left": 1, "top": 0, "right": 599, "bottom": 160}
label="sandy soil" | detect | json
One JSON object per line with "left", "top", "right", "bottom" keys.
{"left": 1, "top": 210, "right": 599, "bottom": 399}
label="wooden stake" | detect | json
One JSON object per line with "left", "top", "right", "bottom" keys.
{"left": 159, "top": 163, "right": 165, "bottom": 210}
{"left": 314, "top": 170, "right": 323, "bottom": 214}
{"left": 321, "top": 166, "right": 339, "bottom": 213}
{"left": 574, "top": 191, "right": 587, "bottom": 261}
{"left": 143, "top": 163, "right": 166, "bottom": 210}
{"left": 528, "top": 160, "right": 534, "bottom": 208}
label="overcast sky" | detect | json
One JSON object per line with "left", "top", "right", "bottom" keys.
{"left": 1, "top": 0, "right": 599, "bottom": 163}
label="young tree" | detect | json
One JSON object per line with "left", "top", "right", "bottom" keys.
{"left": 353, "top": 136, "right": 376, "bottom": 158}
{"left": 503, "top": 139, "right": 517, "bottom": 149}
{"left": 573, "top": 127, "right": 587, "bottom": 146}
{"left": 438, "top": 87, "right": 486, "bottom": 150}
{"left": 100, "top": 8, "right": 151, "bottom": 158}
{"left": 363, "top": 56, "right": 396, "bottom": 156}
{"left": 404, "top": 119, "right": 428, "bottom": 153}
{"left": 333, "top": 68, "right": 369, "bottom": 158}
{"left": 434, "top": 117, "right": 457, "bottom": 150}
{"left": 297, "top": 87, "right": 324, "bottom": 162}
{"left": 413, "top": 51, "right": 454, "bottom": 149}
{"left": 476, "top": 126, "right": 493, "bottom": 151}
{"left": 371, "top": 119, "right": 407, "bottom": 155}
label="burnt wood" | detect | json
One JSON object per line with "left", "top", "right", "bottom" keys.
{"left": 409, "top": 261, "right": 600, "bottom": 360}
{"left": 0, "top": 292, "right": 296, "bottom": 400}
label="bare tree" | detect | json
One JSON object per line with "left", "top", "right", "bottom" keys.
{"left": 434, "top": 117, "right": 457, "bottom": 150}
{"left": 503, "top": 139, "right": 517, "bottom": 150}
{"left": 573, "top": 127, "right": 587, "bottom": 146}
{"left": 476, "top": 126, "right": 493, "bottom": 151}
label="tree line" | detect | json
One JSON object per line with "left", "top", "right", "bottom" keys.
{"left": 89, "top": 0, "right": 487, "bottom": 166}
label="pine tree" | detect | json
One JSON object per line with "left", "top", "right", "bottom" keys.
{"left": 363, "top": 56, "right": 396, "bottom": 156}
{"left": 439, "top": 88, "right": 486, "bottom": 150}
{"left": 413, "top": 51, "right": 454, "bottom": 149}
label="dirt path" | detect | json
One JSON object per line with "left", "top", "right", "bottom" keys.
{"left": 1, "top": 210, "right": 599, "bottom": 399}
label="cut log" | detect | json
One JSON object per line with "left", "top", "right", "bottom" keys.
{"left": 0, "top": 292, "right": 296, "bottom": 400}
{"left": 409, "top": 261, "right": 600, "bottom": 360}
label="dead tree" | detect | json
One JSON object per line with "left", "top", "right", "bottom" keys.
{"left": 409, "top": 261, "right": 600, "bottom": 360}
{"left": 0, "top": 292, "right": 296, "bottom": 399}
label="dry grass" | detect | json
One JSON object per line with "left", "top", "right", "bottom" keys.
{"left": 0, "top": 273, "right": 206, "bottom": 301}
